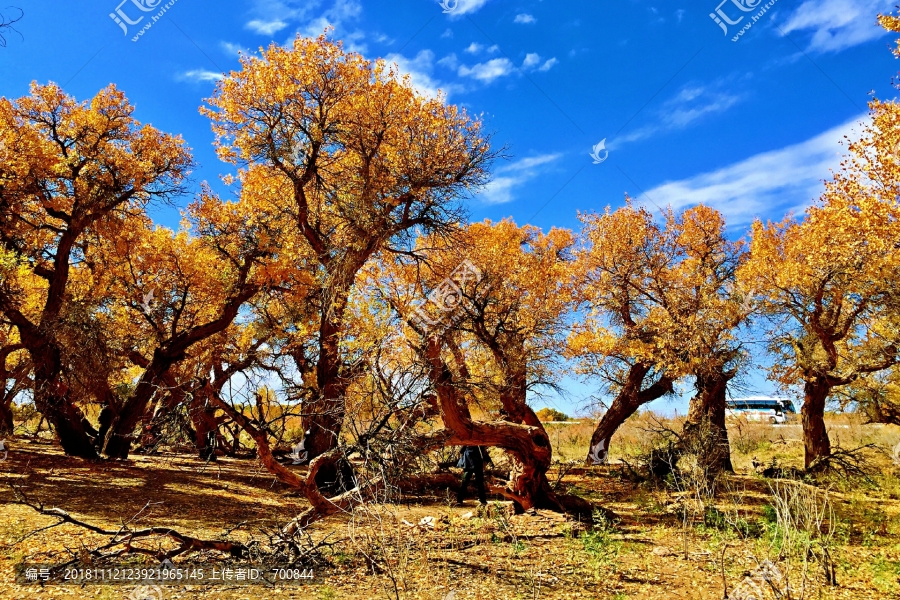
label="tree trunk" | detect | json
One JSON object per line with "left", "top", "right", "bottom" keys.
{"left": 802, "top": 377, "right": 832, "bottom": 469}
{"left": 103, "top": 283, "right": 259, "bottom": 459}
{"left": 681, "top": 368, "right": 733, "bottom": 475}
{"left": 497, "top": 358, "right": 553, "bottom": 503}
{"left": 301, "top": 389, "right": 348, "bottom": 489}
{"left": 474, "top": 339, "right": 562, "bottom": 510}
{"left": 424, "top": 337, "right": 560, "bottom": 512}
{"left": 102, "top": 359, "right": 169, "bottom": 459}
{"left": 586, "top": 364, "right": 673, "bottom": 465}
{"left": 302, "top": 294, "right": 352, "bottom": 480}
{"left": 103, "top": 401, "right": 157, "bottom": 459}
{"left": 0, "top": 351, "right": 27, "bottom": 436}
{"left": 142, "top": 371, "right": 195, "bottom": 451}
{"left": 1, "top": 229, "right": 96, "bottom": 457}
{"left": 31, "top": 355, "right": 97, "bottom": 458}
{"left": 0, "top": 395, "right": 13, "bottom": 435}
{"left": 42, "top": 392, "right": 98, "bottom": 458}
{"left": 301, "top": 395, "right": 346, "bottom": 459}
{"left": 497, "top": 360, "right": 543, "bottom": 428}
{"left": 190, "top": 388, "right": 219, "bottom": 460}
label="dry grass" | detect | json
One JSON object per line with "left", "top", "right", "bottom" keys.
{"left": 1, "top": 415, "right": 898, "bottom": 599}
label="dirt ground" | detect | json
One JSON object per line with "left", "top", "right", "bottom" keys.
{"left": 1, "top": 416, "right": 899, "bottom": 600}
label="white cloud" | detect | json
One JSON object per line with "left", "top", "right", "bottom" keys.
{"left": 782, "top": 0, "right": 892, "bottom": 52}
{"left": 244, "top": 0, "right": 363, "bottom": 46}
{"left": 616, "top": 82, "right": 742, "bottom": 145}
{"left": 437, "top": 53, "right": 459, "bottom": 69}
{"left": 384, "top": 50, "right": 458, "bottom": 99}
{"left": 666, "top": 86, "right": 740, "bottom": 127}
{"left": 441, "top": 28, "right": 454, "bottom": 38}
{"left": 522, "top": 53, "right": 557, "bottom": 71}
{"left": 514, "top": 13, "right": 536, "bottom": 24}
{"left": 245, "top": 19, "right": 289, "bottom": 35}
{"left": 635, "top": 115, "right": 866, "bottom": 226}
{"left": 458, "top": 58, "right": 515, "bottom": 82}
{"left": 304, "top": 1, "right": 365, "bottom": 50}
{"left": 178, "top": 70, "right": 224, "bottom": 83}
{"left": 504, "top": 154, "right": 562, "bottom": 171}
{"left": 522, "top": 53, "right": 541, "bottom": 68}
{"left": 329, "top": 0, "right": 361, "bottom": 20}
{"left": 538, "top": 57, "right": 558, "bottom": 71}
{"left": 220, "top": 41, "right": 249, "bottom": 56}
{"left": 479, "top": 154, "right": 562, "bottom": 204}
{"left": 462, "top": 42, "right": 498, "bottom": 55}
{"left": 300, "top": 16, "right": 333, "bottom": 38}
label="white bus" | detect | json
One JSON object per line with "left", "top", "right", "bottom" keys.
{"left": 726, "top": 397, "right": 796, "bottom": 424}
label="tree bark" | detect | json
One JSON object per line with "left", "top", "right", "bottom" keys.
{"left": 0, "top": 223, "right": 98, "bottom": 457}
{"left": 301, "top": 285, "right": 354, "bottom": 477}
{"left": 190, "top": 386, "right": 219, "bottom": 460}
{"left": 0, "top": 396, "right": 13, "bottom": 435}
{"left": 497, "top": 358, "right": 542, "bottom": 428}
{"left": 102, "top": 283, "right": 259, "bottom": 459}
{"left": 4, "top": 316, "right": 97, "bottom": 457}
{"left": 31, "top": 354, "right": 98, "bottom": 458}
{"left": 0, "top": 346, "right": 28, "bottom": 436}
{"left": 302, "top": 331, "right": 347, "bottom": 457}
{"left": 586, "top": 363, "right": 673, "bottom": 464}
{"left": 681, "top": 367, "right": 734, "bottom": 475}
{"left": 142, "top": 373, "right": 189, "bottom": 450}
{"left": 458, "top": 334, "right": 561, "bottom": 509}
{"left": 802, "top": 377, "right": 832, "bottom": 469}
{"left": 424, "top": 337, "right": 561, "bottom": 512}
{"left": 102, "top": 357, "right": 169, "bottom": 458}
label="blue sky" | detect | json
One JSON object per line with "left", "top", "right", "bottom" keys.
{"left": 0, "top": 0, "right": 895, "bottom": 416}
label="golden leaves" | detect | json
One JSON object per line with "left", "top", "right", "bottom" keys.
{"left": 741, "top": 100, "right": 900, "bottom": 385}
{"left": 570, "top": 202, "right": 748, "bottom": 383}
{"left": 202, "top": 33, "right": 492, "bottom": 263}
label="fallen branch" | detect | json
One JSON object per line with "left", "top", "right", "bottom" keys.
{"left": 9, "top": 485, "right": 246, "bottom": 563}
{"left": 806, "top": 444, "right": 878, "bottom": 481}
{"left": 208, "top": 385, "right": 383, "bottom": 532}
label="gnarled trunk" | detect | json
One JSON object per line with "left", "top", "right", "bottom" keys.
{"left": 802, "top": 377, "right": 832, "bottom": 469}
{"left": 425, "top": 337, "right": 560, "bottom": 512}
{"left": 586, "top": 363, "right": 673, "bottom": 465}
{"left": 301, "top": 289, "right": 353, "bottom": 481}
{"left": 497, "top": 360, "right": 542, "bottom": 428}
{"left": 103, "top": 356, "right": 170, "bottom": 459}
{"left": 31, "top": 352, "right": 97, "bottom": 458}
{"left": 301, "top": 395, "right": 347, "bottom": 460}
{"left": 0, "top": 348, "right": 27, "bottom": 436}
{"left": 681, "top": 367, "right": 733, "bottom": 475}
{"left": 0, "top": 396, "right": 13, "bottom": 435}
{"left": 190, "top": 386, "right": 219, "bottom": 460}
{"left": 38, "top": 391, "right": 97, "bottom": 457}
{"left": 301, "top": 387, "right": 349, "bottom": 489}
{"left": 467, "top": 336, "right": 560, "bottom": 509}
{"left": 102, "top": 284, "right": 258, "bottom": 459}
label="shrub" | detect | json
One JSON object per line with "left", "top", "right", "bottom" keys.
{"left": 536, "top": 407, "right": 570, "bottom": 422}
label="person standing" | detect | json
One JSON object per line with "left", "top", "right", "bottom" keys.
{"left": 456, "top": 445, "right": 491, "bottom": 505}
